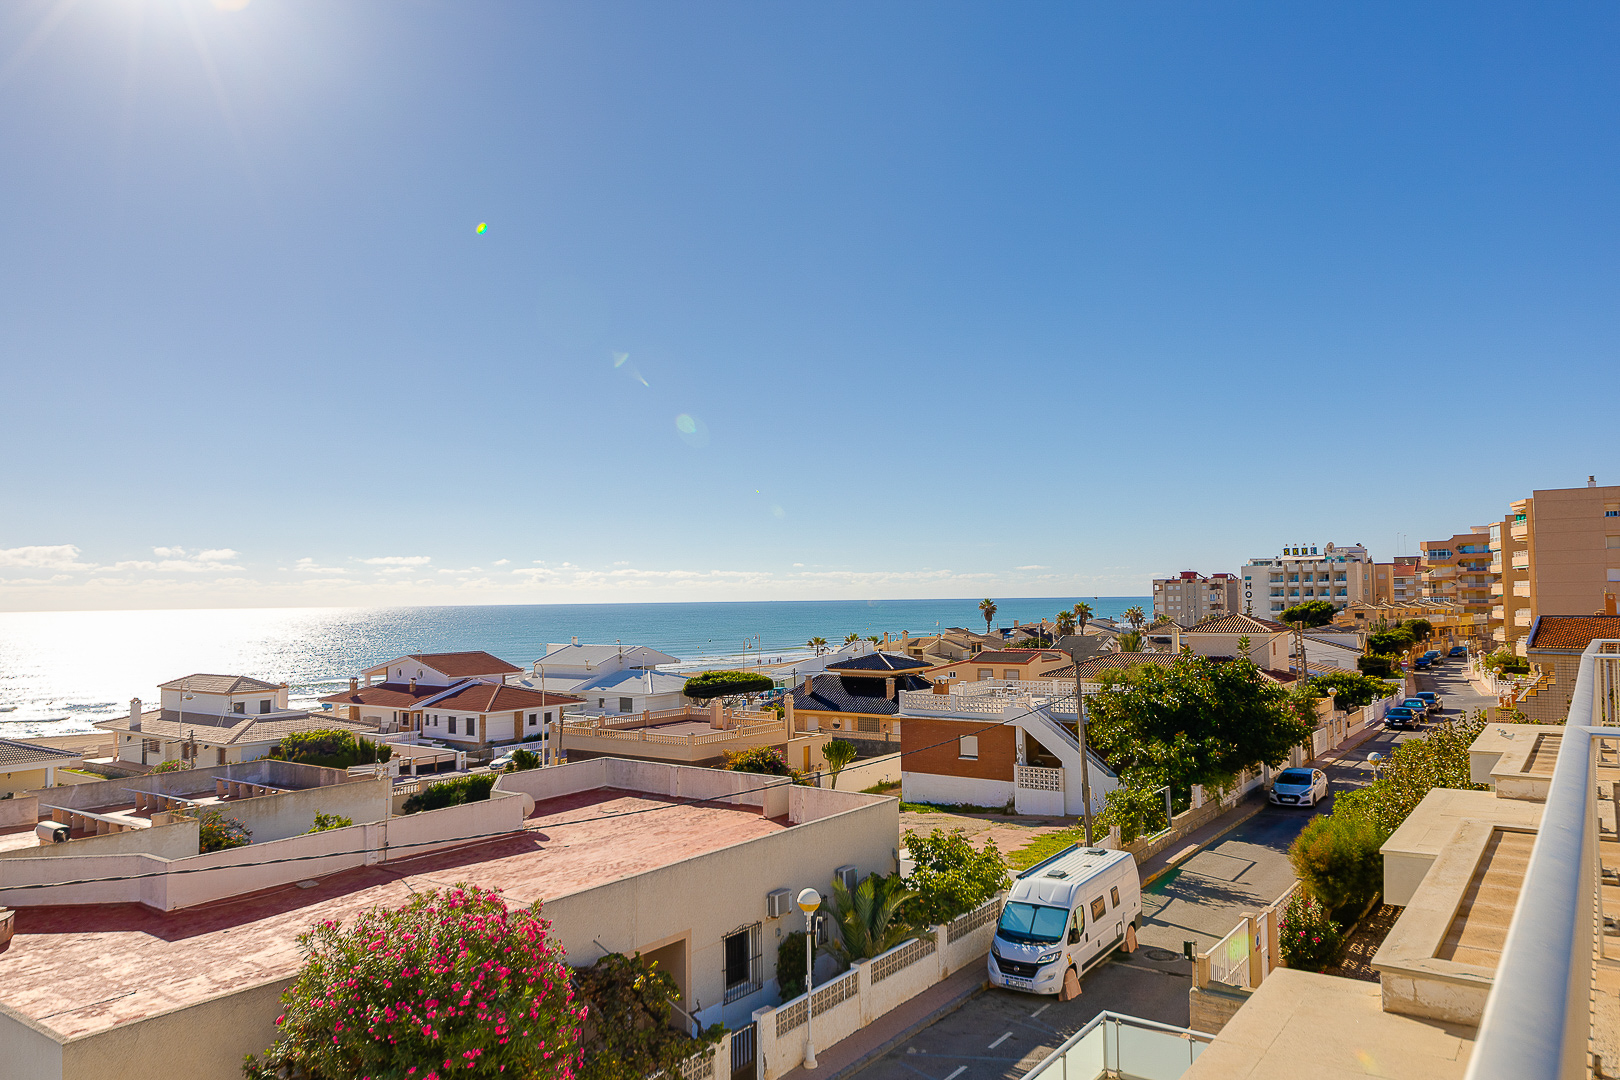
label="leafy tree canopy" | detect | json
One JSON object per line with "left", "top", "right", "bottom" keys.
{"left": 274, "top": 729, "right": 391, "bottom": 769}
{"left": 822, "top": 738, "right": 858, "bottom": 787}
{"left": 402, "top": 773, "right": 497, "bottom": 814}
{"left": 1088, "top": 654, "right": 1312, "bottom": 794}
{"left": 1280, "top": 600, "right": 1337, "bottom": 628}
{"left": 1308, "top": 670, "right": 1398, "bottom": 711}
{"left": 574, "top": 952, "right": 722, "bottom": 1080}
{"left": 901, "top": 827, "right": 1008, "bottom": 927}
{"left": 721, "top": 746, "right": 797, "bottom": 777}
{"left": 682, "top": 670, "right": 774, "bottom": 700}
{"left": 1368, "top": 627, "right": 1416, "bottom": 656}
{"left": 1331, "top": 713, "right": 1490, "bottom": 835}
{"left": 306, "top": 813, "right": 352, "bottom": 834}
{"left": 1357, "top": 654, "right": 1401, "bottom": 679}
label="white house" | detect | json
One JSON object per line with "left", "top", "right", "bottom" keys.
{"left": 507, "top": 641, "right": 688, "bottom": 717}
{"left": 361, "top": 650, "right": 522, "bottom": 688}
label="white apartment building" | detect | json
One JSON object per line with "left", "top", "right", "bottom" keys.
{"left": 1151, "top": 570, "right": 1241, "bottom": 626}
{"left": 1241, "top": 542, "right": 1374, "bottom": 617}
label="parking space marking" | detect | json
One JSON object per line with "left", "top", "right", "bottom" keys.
{"left": 988, "top": 1032, "right": 1013, "bottom": 1049}
{"left": 1030, "top": 1003, "right": 1050, "bottom": 1017}
{"left": 944, "top": 1068, "right": 967, "bottom": 1080}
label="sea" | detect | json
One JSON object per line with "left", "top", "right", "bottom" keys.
{"left": 0, "top": 596, "right": 1148, "bottom": 738}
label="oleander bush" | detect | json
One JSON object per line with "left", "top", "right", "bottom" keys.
{"left": 1287, "top": 812, "right": 1385, "bottom": 922}
{"left": 402, "top": 773, "right": 497, "bottom": 814}
{"left": 243, "top": 884, "right": 583, "bottom": 1080}
{"left": 1277, "top": 892, "right": 1343, "bottom": 973}
{"left": 194, "top": 808, "right": 252, "bottom": 852}
{"left": 720, "top": 745, "right": 797, "bottom": 777}
{"left": 151, "top": 758, "right": 193, "bottom": 773}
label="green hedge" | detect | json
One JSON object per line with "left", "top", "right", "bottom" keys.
{"left": 274, "top": 729, "right": 392, "bottom": 769}
{"left": 401, "top": 773, "right": 496, "bottom": 814}
{"left": 683, "top": 670, "right": 775, "bottom": 700}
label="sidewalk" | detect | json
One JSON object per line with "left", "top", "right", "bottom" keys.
{"left": 774, "top": 961, "right": 990, "bottom": 1080}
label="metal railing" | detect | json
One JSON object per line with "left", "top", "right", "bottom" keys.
{"left": 1465, "top": 639, "right": 1620, "bottom": 1080}
{"left": 1020, "top": 1011, "right": 1215, "bottom": 1080}
{"left": 1206, "top": 920, "right": 1250, "bottom": 989}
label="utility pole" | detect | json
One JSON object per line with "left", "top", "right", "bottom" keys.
{"left": 1067, "top": 636, "right": 1106, "bottom": 846}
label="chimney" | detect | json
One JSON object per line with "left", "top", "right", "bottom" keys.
{"left": 349, "top": 676, "right": 359, "bottom": 693}
{"left": 409, "top": 677, "right": 417, "bottom": 693}
{"left": 129, "top": 698, "right": 142, "bottom": 731}
{"left": 885, "top": 677, "right": 896, "bottom": 699}
{"left": 803, "top": 675, "right": 813, "bottom": 696}
{"left": 1590, "top": 475, "right": 1598, "bottom": 488}
{"left": 571, "top": 635, "right": 579, "bottom": 646}
{"left": 1606, "top": 593, "right": 1618, "bottom": 617}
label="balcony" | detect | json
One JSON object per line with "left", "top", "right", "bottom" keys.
{"left": 1510, "top": 521, "right": 1529, "bottom": 541}
{"left": 1492, "top": 605, "right": 1506, "bottom": 621}
{"left": 559, "top": 705, "right": 788, "bottom": 764}
{"left": 1021, "top": 1012, "right": 1214, "bottom": 1080}
{"left": 1514, "top": 608, "right": 1534, "bottom": 627}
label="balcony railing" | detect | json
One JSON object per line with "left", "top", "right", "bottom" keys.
{"left": 1464, "top": 640, "right": 1620, "bottom": 1080}
{"left": 1021, "top": 1011, "right": 1215, "bottom": 1080}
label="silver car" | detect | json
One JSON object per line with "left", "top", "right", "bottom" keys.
{"left": 1269, "top": 767, "right": 1329, "bottom": 807}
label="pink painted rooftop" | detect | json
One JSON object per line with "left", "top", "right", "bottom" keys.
{"left": 0, "top": 788, "right": 790, "bottom": 1040}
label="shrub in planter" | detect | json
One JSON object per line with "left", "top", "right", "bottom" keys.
{"left": 721, "top": 746, "right": 797, "bottom": 778}
{"left": 1287, "top": 813, "right": 1385, "bottom": 921}
{"left": 508, "top": 749, "right": 541, "bottom": 772}
{"left": 776, "top": 931, "right": 808, "bottom": 999}
{"left": 1277, "top": 892, "right": 1343, "bottom": 973}
{"left": 306, "top": 813, "right": 353, "bottom": 834}
{"left": 682, "top": 670, "right": 774, "bottom": 700}
{"left": 152, "top": 758, "right": 193, "bottom": 773}
{"left": 273, "top": 729, "right": 392, "bottom": 769}
{"left": 243, "top": 884, "right": 583, "bottom": 1080}
{"left": 194, "top": 808, "right": 251, "bottom": 852}
{"left": 402, "top": 773, "right": 498, "bottom": 814}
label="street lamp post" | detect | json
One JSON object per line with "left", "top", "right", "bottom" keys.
{"left": 797, "top": 887, "right": 822, "bottom": 1069}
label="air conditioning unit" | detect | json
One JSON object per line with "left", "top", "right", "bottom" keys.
{"left": 766, "top": 888, "right": 791, "bottom": 919}
{"left": 35, "top": 822, "right": 69, "bottom": 844}
{"left": 833, "top": 865, "right": 859, "bottom": 893}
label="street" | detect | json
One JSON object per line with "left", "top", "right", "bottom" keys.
{"left": 848, "top": 656, "right": 1495, "bottom": 1080}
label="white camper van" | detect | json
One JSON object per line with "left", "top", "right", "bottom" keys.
{"left": 988, "top": 844, "right": 1142, "bottom": 996}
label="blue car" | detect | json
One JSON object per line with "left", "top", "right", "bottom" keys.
{"left": 1449, "top": 646, "right": 1468, "bottom": 658}
{"left": 1413, "top": 658, "right": 1431, "bottom": 670}
{"left": 1400, "top": 697, "right": 1431, "bottom": 719}
{"left": 1384, "top": 706, "right": 1421, "bottom": 730}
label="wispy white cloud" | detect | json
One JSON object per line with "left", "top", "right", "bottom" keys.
{"left": 0, "top": 544, "right": 96, "bottom": 571}
{"left": 111, "top": 546, "right": 243, "bottom": 573}
{"left": 1015, "top": 564, "right": 1049, "bottom": 571}
{"left": 289, "top": 557, "right": 348, "bottom": 575}
{"left": 360, "top": 555, "right": 432, "bottom": 567}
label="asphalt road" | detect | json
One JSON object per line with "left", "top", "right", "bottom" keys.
{"left": 850, "top": 658, "right": 1495, "bottom": 1080}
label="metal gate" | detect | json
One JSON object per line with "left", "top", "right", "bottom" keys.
{"left": 731, "top": 1021, "right": 758, "bottom": 1080}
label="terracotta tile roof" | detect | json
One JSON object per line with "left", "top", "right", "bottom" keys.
{"left": 1185, "top": 613, "right": 1289, "bottom": 633}
{"left": 317, "top": 682, "right": 445, "bottom": 709}
{"left": 423, "top": 682, "right": 582, "bottom": 713}
{"left": 156, "top": 674, "right": 282, "bottom": 694}
{"left": 366, "top": 651, "right": 522, "bottom": 678}
{"left": 1526, "top": 616, "right": 1620, "bottom": 652}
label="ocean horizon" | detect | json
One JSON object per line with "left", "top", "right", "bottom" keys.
{"left": 0, "top": 595, "right": 1149, "bottom": 737}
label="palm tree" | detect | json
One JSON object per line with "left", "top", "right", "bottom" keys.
{"left": 866, "top": 634, "right": 882, "bottom": 645}
{"left": 822, "top": 738, "right": 858, "bottom": 789}
{"left": 1054, "top": 610, "right": 1077, "bottom": 638}
{"left": 1123, "top": 605, "right": 1146, "bottom": 632}
{"left": 979, "top": 598, "right": 998, "bottom": 635}
{"left": 844, "top": 632, "right": 862, "bottom": 644}
{"left": 1117, "top": 630, "right": 1144, "bottom": 652}
{"left": 827, "top": 872, "right": 921, "bottom": 963}
{"left": 1073, "top": 602, "right": 1093, "bottom": 636}
{"left": 806, "top": 636, "right": 828, "bottom": 656}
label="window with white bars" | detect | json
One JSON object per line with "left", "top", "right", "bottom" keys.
{"left": 723, "top": 923, "right": 763, "bottom": 1003}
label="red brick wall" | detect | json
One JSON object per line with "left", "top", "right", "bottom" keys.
{"left": 901, "top": 718, "right": 1015, "bottom": 781}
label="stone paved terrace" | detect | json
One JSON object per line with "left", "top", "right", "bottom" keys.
{"left": 0, "top": 787, "right": 791, "bottom": 1041}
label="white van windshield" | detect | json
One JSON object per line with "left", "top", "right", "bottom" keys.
{"left": 997, "top": 902, "right": 1068, "bottom": 944}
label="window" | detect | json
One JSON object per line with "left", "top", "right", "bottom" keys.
{"left": 1003, "top": 669, "right": 1019, "bottom": 680}
{"left": 597, "top": 699, "right": 605, "bottom": 709}
{"left": 448, "top": 717, "right": 458, "bottom": 734}
{"left": 959, "top": 736, "right": 979, "bottom": 760}
{"left": 528, "top": 713, "right": 538, "bottom": 727}
{"left": 619, "top": 697, "right": 634, "bottom": 714}
{"left": 1609, "top": 536, "right": 1620, "bottom": 549}
{"left": 232, "top": 702, "right": 245, "bottom": 714}
{"left": 722, "top": 923, "right": 763, "bottom": 1003}
{"left": 468, "top": 716, "right": 478, "bottom": 738}
{"left": 543, "top": 711, "right": 552, "bottom": 723}
{"left": 1110, "top": 886, "right": 1120, "bottom": 908}
{"left": 260, "top": 699, "right": 272, "bottom": 714}
{"left": 977, "top": 668, "right": 993, "bottom": 680}
{"left": 1090, "top": 897, "right": 1107, "bottom": 922}
{"left": 216, "top": 748, "right": 227, "bottom": 766}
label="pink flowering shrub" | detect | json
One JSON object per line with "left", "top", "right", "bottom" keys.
{"left": 1277, "top": 891, "right": 1343, "bottom": 973}
{"left": 244, "top": 884, "right": 585, "bottom": 1080}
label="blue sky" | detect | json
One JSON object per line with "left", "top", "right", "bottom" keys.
{"left": 1, "top": 1, "right": 1616, "bottom": 610}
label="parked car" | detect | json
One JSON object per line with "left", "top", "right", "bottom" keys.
{"left": 1413, "top": 658, "right": 1431, "bottom": 670}
{"left": 1400, "top": 697, "right": 1431, "bottom": 719}
{"left": 1416, "top": 691, "right": 1443, "bottom": 711}
{"left": 1268, "top": 767, "right": 1329, "bottom": 807}
{"left": 1384, "top": 706, "right": 1421, "bottom": 730}
{"left": 1449, "top": 646, "right": 1468, "bottom": 658}
{"left": 489, "top": 751, "right": 518, "bottom": 771}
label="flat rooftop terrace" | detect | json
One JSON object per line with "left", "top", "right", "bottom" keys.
{"left": 0, "top": 787, "right": 791, "bottom": 1040}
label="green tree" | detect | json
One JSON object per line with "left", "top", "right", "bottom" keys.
{"left": 721, "top": 746, "right": 797, "bottom": 777}
{"left": 807, "top": 637, "right": 828, "bottom": 656}
{"left": 1098, "top": 780, "right": 1172, "bottom": 845}
{"left": 274, "top": 729, "right": 391, "bottom": 769}
{"left": 1357, "top": 654, "right": 1400, "bottom": 679}
{"left": 1368, "top": 627, "right": 1416, "bottom": 655}
{"left": 1403, "top": 619, "right": 1433, "bottom": 642}
{"left": 1087, "top": 654, "right": 1312, "bottom": 796}
{"left": 682, "top": 670, "right": 775, "bottom": 700}
{"left": 1072, "top": 602, "right": 1093, "bottom": 635}
{"left": 508, "top": 748, "right": 541, "bottom": 772}
{"left": 306, "top": 813, "right": 353, "bottom": 834}
{"left": 574, "top": 952, "right": 723, "bottom": 1080}
{"left": 1279, "top": 600, "right": 1337, "bottom": 628}
{"left": 1288, "top": 813, "right": 1386, "bottom": 922}
{"left": 901, "top": 827, "right": 1009, "bottom": 926}
{"left": 1054, "top": 610, "right": 1077, "bottom": 637}
{"left": 1309, "top": 671, "right": 1397, "bottom": 711}
{"left": 1115, "top": 630, "right": 1144, "bottom": 652}
{"left": 1123, "top": 605, "right": 1146, "bottom": 632}
{"left": 844, "top": 632, "right": 862, "bottom": 644}
{"left": 1331, "top": 713, "right": 1489, "bottom": 835}
{"left": 822, "top": 738, "right": 858, "bottom": 788}
{"left": 776, "top": 931, "right": 809, "bottom": 998}
{"left": 979, "top": 598, "right": 998, "bottom": 634}
{"left": 243, "top": 884, "right": 583, "bottom": 1080}
{"left": 827, "top": 872, "right": 921, "bottom": 964}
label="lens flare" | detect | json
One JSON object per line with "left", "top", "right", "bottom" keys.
{"left": 613, "top": 351, "right": 629, "bottom": 368}
{"left": 675, "top": 415, "right": 696, "bottom": 435}
{"left": 475, "top": 222, "right": 487, "bottom": 234}
{"left": 675, "top": 414, "right": 710, "bottom": 447}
